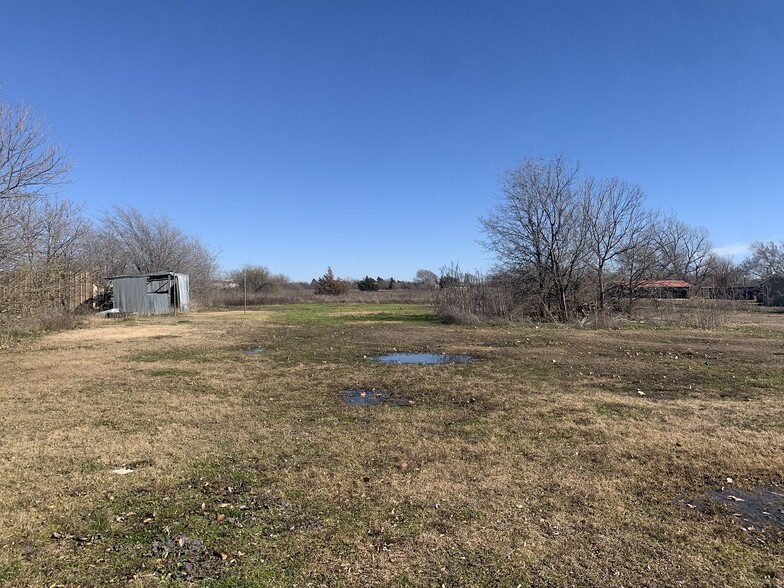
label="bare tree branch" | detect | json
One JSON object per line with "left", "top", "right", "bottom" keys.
{"left": 0, "top": 100, "right": 73, "bottom": 200}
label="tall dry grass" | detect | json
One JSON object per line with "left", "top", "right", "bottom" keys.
{"left": 213, "top": 287, "right": 433, "bottom": 306}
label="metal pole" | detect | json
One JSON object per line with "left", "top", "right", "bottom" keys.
{"left": 244, "top": 270, "right": 247, "bottom": 315}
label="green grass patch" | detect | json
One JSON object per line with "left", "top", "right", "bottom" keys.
{"left": 147, "top": 368, "right": 197, "bottom": 378}
{"left": 36, "top": 457, "right": 325, "bottom": 585}
{"left": 744, "top": 373, "right": 784, "bottom": 389}
{"left": 128, "top": 348, "right": 198, "bottom": 362}
{"left": 268, "top": 303, "right": 437, "bottom": 325}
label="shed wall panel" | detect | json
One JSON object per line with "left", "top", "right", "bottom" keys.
{"left": 111, "top": 272, "right": 190, "bottom": 314}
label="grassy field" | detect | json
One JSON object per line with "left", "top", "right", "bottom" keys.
{"left": 1, "top": 303, "right": 783, "bottom": 587}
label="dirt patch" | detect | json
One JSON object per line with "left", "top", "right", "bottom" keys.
{"left": 46, "top": 322, "right": 186, "bottom": 343}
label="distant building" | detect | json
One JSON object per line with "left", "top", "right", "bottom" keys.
{"left": 700, "top": 279, "right": 761, "bottom": 301}
{"left": 109, "top": 271, "right": 189, "bottom": 314}
{"left": 635, "top": 280, "right": 692, "bottom": 299}
{"left": 760, "top": 274, "right": 784, "bottom": 307}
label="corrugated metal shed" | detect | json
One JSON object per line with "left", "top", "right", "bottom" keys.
{"left": 109, "top": 271, "right": 190, "bottom": 314}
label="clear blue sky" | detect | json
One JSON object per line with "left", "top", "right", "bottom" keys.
{"left": 3, "top": 1, "right": 782, "bottom": 281}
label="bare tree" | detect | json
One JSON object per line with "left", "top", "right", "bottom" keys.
{"left": 616, "top": 220, "right": 662, "bottom": 312}
{"left": 583, "top": 176, "right": 651, "bottom": 311}
{"left": 0, "top": 193, "right": 29, "bottom": 269}
{"left": 480, "top": 155, "right": 587, "bottom": 321}
{"left": 93, "top": 205, "right": 219, "bottom": 304}
{"left": 704, "top": 254, "right": 746, "bottom": 298}
{"left": 227, "top": 264, "right": 289, "bottom": 293}
{"left": 0, "top": 100, "right": 73, "bottom": 200}
{"left": 16, "top": 197, "right": 87, "bottom": 270}
{"left": 413, "top": 268, "right": 438, "bottom": 288}
{"left": 0, "top": 196, "right": 90, "bottom": 313}
{"left": 654, "top": 215, "right": 713, "bottom": 285}
{"left": 742, "top": 240, "right": 784, "bottom": 280}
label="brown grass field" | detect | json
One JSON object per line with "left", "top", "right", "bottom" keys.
{"left": 1, "top": 302, "right": 783, "bottom": 587}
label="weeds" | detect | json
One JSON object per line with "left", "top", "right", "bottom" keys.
{"left": 0, "top": 309, "right": 84, "bottom": 348}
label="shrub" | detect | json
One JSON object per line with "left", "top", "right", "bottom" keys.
{"left": 314, "top": 267, "right": 351, "bottom": 295}
{"left": 357, "top": 276, "right": 379, "bottom": 291}
{"left": 435, "top": 265, "right": 516, "bottom": 324}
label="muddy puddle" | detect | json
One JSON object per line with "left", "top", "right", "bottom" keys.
{"left": 682, "top": 487, "right": 784, "bottom": 535}
{"left": 341, "top": 389, "right": 410, "bottom": 407}
{"left": 372, "top": 353, "right": 474, "bottom": 365}
{"left": 246, "top": 347, "right": 265, "bottom": 355}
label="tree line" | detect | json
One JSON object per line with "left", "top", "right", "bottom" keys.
{"left": 0, "top": 98, "right": 218, "bottom": 317}
{"left": 479, "top": 155, "right": 782, "bottom": 322}
{"left": 2, "top": 98, "right": 782, "bottom": 324}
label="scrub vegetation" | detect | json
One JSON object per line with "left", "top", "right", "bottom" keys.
{"left": 1, "top": 303, "right": 782, "bottom": 586}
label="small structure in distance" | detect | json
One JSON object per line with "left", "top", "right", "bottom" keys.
{"left": 760, "top": 273, "right": 784, "bottom": 307}
{"left": 108, "top": 271, "right": 189, "bottom": 315}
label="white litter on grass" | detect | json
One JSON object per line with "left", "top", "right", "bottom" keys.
{"left": 110, "top": 468, "right": 134, "bottom": 475}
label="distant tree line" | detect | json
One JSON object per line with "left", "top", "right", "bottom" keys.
{"left": 3, "top": 97, "right": 782, "bottom": 325}
{"left": 471, "top": 155, "right": 782, "bottom": 323}
{"left": 0, "top": 97, "right": 219, "bottom": 320}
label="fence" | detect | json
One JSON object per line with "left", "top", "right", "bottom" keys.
{"left": 0, "top": 268, "right": 101, "bottom": 317}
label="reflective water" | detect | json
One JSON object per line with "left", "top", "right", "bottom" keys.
{"left": 373, "top": 353, "right": 474, "bottom": 364}
{"left": 341, "top": 389, "right": 409, "bottom": 406}
{"left": 705, "top": 487, "right": 784, "bottom": 533}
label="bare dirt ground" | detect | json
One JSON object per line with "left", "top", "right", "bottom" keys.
{"left": 1, "top": 304, "right": 782, "bottom": 587}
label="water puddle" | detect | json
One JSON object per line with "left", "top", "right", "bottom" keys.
{"left": 246, "top": 347, "right": 265, "bottom": 355}
{"left": 681, "top": 487, "right": 784, "bottom": 535}
{"left": 341, "top": 389, "right": 410, "bottom": 407}
{"left": 372, "top": 353, "right": 474, "bottom": 365}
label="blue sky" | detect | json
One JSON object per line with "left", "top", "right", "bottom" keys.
{"left": 2, "top": 0, "right": 782, "bottom": 281}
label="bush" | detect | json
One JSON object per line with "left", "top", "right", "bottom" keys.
{"left": 357, "top": 276, "right": 379, "bottom": 291}
{"left": 314, "top": 268, "right": 351, "bottom": 295}
{"left": 0, "top": 308, "right": 84, "bottom": 348}
{"left": 435, "top": 265, "right": 516, "bottom": 324}
{"left": 227, "top": 265, "right": 290, "bottom": 294}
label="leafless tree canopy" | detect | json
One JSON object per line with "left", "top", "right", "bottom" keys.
{"left": 584, "top": 176, "right": 650, "bottom": 311}
{"left": 480, "top": 155, "right": 590, "bottom": 321}
{"left": 413, "top": 269, "right": 438, "bottom": 288}
{"left": 91, "top": 205, "right": 219, "bottom": 303}
{"left": 227, "top": 264, "right": 289, "bottom": 293}
{"left": 742, "top": 240, "right": 784, "bottom": 280}
{"left": 653, "top": 214, "right": 713, "bottom": 284}
{"left": 480, "top": 156, "right": 721, "bottom": 321}
{"left": 0, "top": 195, "right": 89, "bottom": 314}
{"left": 0, "top": 100, "right": 73, "bottom": 201}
